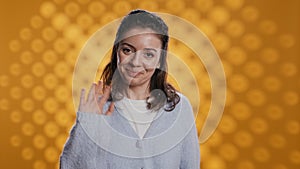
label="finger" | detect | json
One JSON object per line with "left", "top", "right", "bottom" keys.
{"left": 87, "top": 83, "right": 96, "bottom": 102}
{"left": 78, "top": 88, "right": 86, "bottom": 111}
{"left": 98, "top": 86, "right": 111, "bottom": 110}
{"left": 96, "top": 80, "right": 103, "bottom": 95}
{"left": 105, "top": 102, "right": 114, "bottom": 115}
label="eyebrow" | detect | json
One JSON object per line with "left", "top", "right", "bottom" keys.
{"left": 120, "top": 42, "right": 158, "bottom": 52}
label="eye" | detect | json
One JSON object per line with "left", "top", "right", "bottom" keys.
{"left": 122, "top": 47, "right": 133, "bottom": 55}
{"left": 144, "top": 52, "right": 155, "bottom": 58}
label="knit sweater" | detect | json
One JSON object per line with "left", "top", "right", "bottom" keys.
{"left": 60, "top": 94, "right": 200, "bottom": 169}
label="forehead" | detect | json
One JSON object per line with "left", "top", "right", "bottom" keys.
{"left": 120, "top": 28, "right": 162, "bottom": 49}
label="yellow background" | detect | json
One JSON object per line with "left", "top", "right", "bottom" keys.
{"left": 0, "top": 0, "right": 299, "bottom": 169}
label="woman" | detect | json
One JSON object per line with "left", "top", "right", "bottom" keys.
{"left": 60, "top": 9, "right": 200, "bottom": 169}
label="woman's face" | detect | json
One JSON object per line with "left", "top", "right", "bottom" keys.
{"left": 117, "top": 27, "right": 162, "bottom": 88}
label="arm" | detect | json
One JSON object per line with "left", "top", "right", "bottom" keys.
{"left": 179, "top": 95, "right": 201, "bottom": 169}
{"left": 180, "top": 123, "right": 200, "bottom": 169}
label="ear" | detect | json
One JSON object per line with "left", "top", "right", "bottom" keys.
{"left": 156, "top": 63, "right": 160, "bottom": 69}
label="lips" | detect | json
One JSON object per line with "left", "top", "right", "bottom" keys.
{"left": 126, "top": 69, "right": 143, "bottom": 77}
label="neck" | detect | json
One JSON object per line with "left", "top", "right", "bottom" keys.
{"left": 125, "top": 84, "right": 150, "bottom": 100}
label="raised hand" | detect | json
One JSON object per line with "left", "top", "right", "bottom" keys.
{"left": 78, "top": 81, "right": 114, "bottom": 115}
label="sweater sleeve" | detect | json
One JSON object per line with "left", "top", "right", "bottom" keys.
{"left": 179, "top": 123, "right": 200, "bottom": 169}
{"left": 179, "top": 95, "right": 201, "bottom": 169}
{"left": 59, "top": 112, "right": 100, "bottom": 169}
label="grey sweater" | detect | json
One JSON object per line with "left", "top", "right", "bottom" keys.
{"left": 60, "top": 94, "right": 200, "bottom": 169}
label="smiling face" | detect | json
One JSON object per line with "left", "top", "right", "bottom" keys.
{"left": 117, "top": 27, "right": 162, "bottom": 88}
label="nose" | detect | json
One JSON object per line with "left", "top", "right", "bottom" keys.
{"left": 130, "top": 51, "right": 142, "bottom": 67}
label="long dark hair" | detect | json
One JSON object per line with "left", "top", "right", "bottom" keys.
{"left": 101, "top": 9, "right": 180, "bottom": 111}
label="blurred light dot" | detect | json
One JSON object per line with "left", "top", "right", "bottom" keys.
{"left": 263, "top": 76, "right": 281, "bottom": 92}
{"left": 203, "top": 155, "right": 226, "bottom": 169}
{"left": 253, "top": 147, "right": 270, "bottom": 162}
{"left": 55, "top": 85, "right": 70, "bottom": 102}
{"left": 241, "top": 6, "right": 259, "bottom": 22}
{"left": 33, "top": 160, "right": 47, "bottom": 169}
{"left": 244, "top": 61, "right": 264, "bottom": 78}
{"left": 225, "top": 20, "right": 245, "bottom": 38}
{"left": 40, "top": 1, "right": 56, "bottom": 18}
{"left": 55, "top": 110, "right": 72, "bottom": 127}
{"left": 230, "top": 102, "right": 251, "bottom": 120}
{"left": 33, "top": 134, "right": 47, "bottom": 149}
{"left": 53, "top": 38, "right": 70, "bottom": 54}
{"left": 43, "top": 73, "right": 58, "bottom": 89}
{"left": 290, "top": 150, "right": 300, "bottom": 164}
{"left": 225, "top": 47, "right": 247, "bottom": 65}
{"left": 237, "top": 160, "right": 255, "bottom": 169}
{"left": 113, "top": 1, "right": 131, "bottom": 16}
{"left": 250, "top": 117, "right": 268, "bottom": 134}
{"left": 211, "top": 33, "right": 231, "bottom": 53}
{"left": 32, "top": 62, "right": 46, "bottom": 77}
{"left": 43, "top": 97, "right": 59, "bottom": 114}
{"left": 22, "top": 147, "right": 34, "bottom": 160}
{"left": 21, "top": 74, "right": 34, "bottom": 88}
{"left": 20, "top": 51, "right": 34, "bottom": 64}
{"left": 64, "top": 2, "right": 80, "bottom": 17}
{"left": 246, "top": 89, "right": 266, "bottom": 106}
{"left": 10, "top": 110, "right": 22, "bottom": 123}
{"left": 279, "top": 34, "right": 295, "bottom": 48}
{"left": 259, "top": 20, "right": 277, "bottom": 35}
{"left": 166, "top": 0, "right": 185, "bottom": 14}
{"left": 32, "top": 85, "right": 46, "bottom": 101}
{"left": 269, "top": 134, "right": 286, "bottom": 149}
{"left": 194, "top": 0, "right": 214, "bottom": 12}
{"left": 224, "top": 0, "right": 244, "bottom": 10}
{"left": 219, "top": 115, "right": 237, "bottom": 134}
{"left": 10, "top": 135, "right": 22, "bottom": 147}
{"left": 9, "top": 63, "right": 22, "bottom": 76}
{"left": 21, "top": 98, "right": 35, "bottom": 112}
{"left": 0, "top": 75, "right": 9, "bottom": 87}
{"left": 21, "top": 122, "right": 35, "bottom": 136}
{"left": 32, "top": 109, "right": 47, "bottom": 125}
{"left": 44, "top": 121, "right": 60, "bottom": 138}
{"left": 9, "top": 40, "right": 21, "bottom": 52}
{"left": 76, "top": 14, "right": 93, "bottom": 30}
{"left": 242, "top": 33, "right": 262, "bottom": 51}
{"left": 234, "top": 130, "right": 253, "bottom": 147}
{"left": 20, "top": 28, "right": 32, "bottom": 41}
{"left": 283, "top": 91, "right": 298, "bottom": 106}
{"left": 285, "top": 120, "right": 299, "bottom": 135}
{"left": 30, "top": 15, "right": 44, "bottom": 29}
{"left": 54, "top": 61, "right": 70, "bottom": 78}
{"left": 209, "top": 6, "right": 230, "bottom": 26}
{"left": 265, "top": 104, "right": 283, "bottom": 120}
{"left": 88, "top": 1, "right": 105, "bottom": 17}
{"left": 51, "top": 13, "right": 70, "bottom": 30}
{"left": 44, "top": 147, "right": 59, "bottom": 163}
{"left": 280, "top": 62, "right": 297, "bottom": 77}
{"left": 64, "top": 24, "right": 84, "bottom": 43}
{"left": 42, "top": 50, "right": 58, "bottom": 65}
{"left": 229, "top": 74, "right": 249, "bottom": 93}
{"left": 55, "top": 133, "right": 68, "bottom": 149}
{"left": 196, "top": 19, "right": 216, "bottom": 37}
{"left": 260, "top": 47, "right": 280, "bottom": 64}
{"left": 42, "top": 27, "right": 57, "bottom": 42}
{"left": 138, "top": 1, "right": 158, "bottom": 11}
{"left": 218, "top": 143, "right": 239, "bottom": 161}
